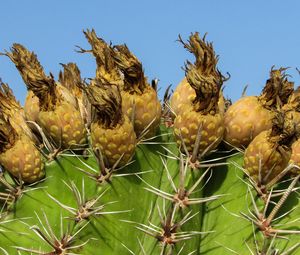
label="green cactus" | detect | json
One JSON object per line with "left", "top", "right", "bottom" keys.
{"left": 0, "top": 127, "right": 299, "bottom": 254}
{"left": 0, "top": 31, "right": 299, "bottom": 255}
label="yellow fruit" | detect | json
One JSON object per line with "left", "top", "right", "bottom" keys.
{"left": 0, "top": 104, "right": 44, "bottom": 183}
{"left": 224, "top": 96, "right": 274, "bottom": 148}
{"left": 173, "top": 32, "right": 227, "bottom": 157}
{"left": 224, "top": 67, "right": 294, "bottom": 149}
{"left": 244, "top": 113, "right": 295, "bottom": 184}
{"left": 170, "top": 77, "right": 226, "bottom": 117}
{"left": 112, "top": 44, "right": 162, "bottom": 137}
{"left": 86, "top": 81, "right": 136, "bottom": 167}
{"left": 58, "top": 62, "right": 91, "bottom": 126}
{"left": 174, "top": 103, "right": 224, "bottom": 153}
{"left": 244, "top": 131, "right": 290, "bottom": 184}
{"left": 81, "top": 30, "right": 161, "bottom": 138}
{"left": 38, "top": 102, "right": 87, "bottom": 148}
{"left": 4, "top": 44, "right": 87, "bottom": 150}
{"left": 24, "top": 84, "right": 76, "bottom": 122}
{"left": 91, "top": 117, "right": 136, "bottom": 167}
{"left": 121, "top": 85, "right": 161, "bottom": 137}
{"left": 289, "top": 139, "right": 300, "bottom": 175}
{"left": 24, "top": 90, "right": 40, "bottom": 123}
{"left": 0, "top": 134, "right": 45, "bottom": 183}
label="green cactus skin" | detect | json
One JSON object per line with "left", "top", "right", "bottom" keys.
{"left": 0, "top": 127, "right": 299, "bottom": 255}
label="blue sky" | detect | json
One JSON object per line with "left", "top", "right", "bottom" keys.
{"left": 1, "top": 0, "right": 300, "bottom": 104}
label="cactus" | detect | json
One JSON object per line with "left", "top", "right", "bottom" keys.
{"left": 0, "top": 32, "right": 299, "bottom": 255}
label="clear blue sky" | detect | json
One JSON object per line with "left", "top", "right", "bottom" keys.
{"left": 1, "top": 0, "right": 300, "bottom": 104}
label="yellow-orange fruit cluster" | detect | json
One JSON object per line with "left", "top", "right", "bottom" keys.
{"left": 224, "top": 68, "right": 294, "bottom": 149}
{"left": 172, "top": 33, "right": 228, "bottom": 157}
{"left": 86, "top": 80, "right": 137, "bottom": 168}
{"left": 112, "top": 44, "right": 161, "bottom": 137}
{"left": 0, "top": 82, "right": 45, "bottom": 183}
{"left": 244, "top": 131, "right": 290, "bottom": 183}
{"left": 4, "top": 44, "right": 87, "bottom": 149}
{"left": 224, "top": 96, "right": 273, "bottom": 148}
{"left": 244, "top": 113, "right": 296, "bottom": 184}
{"left": 0, "top": 134, "right": 44, "bottom": 183}
{"left": 91, "top": 117, "right": 136, "bottom": 167}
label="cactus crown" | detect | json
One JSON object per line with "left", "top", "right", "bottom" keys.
{"left": 59, "top": 62, "right": 82, "bottom": 94}
{"left": 259, "top": 67, "right": 294, "bottom": 110}
{"left": 3, "top": 44, "right": 57, "bottom": 111}
{"left": 0, "top": 81, "right": 20, "bottom": 117}
{"left": 85, "top": 80, "right": 123, "bottom": 128}
{"left": 83, "top": 29, "right": 122, "bottom": 87}
{"left": 0, "top": 115, "right": 17, "bottom": 153}
{"left": 112, "top": 44, "right": 147, "bottom": 94}
{"left": 179, "top": 32, "right": 227, "bottom": 114}
{"left": 284, "top": 86, "right": 300, "bottom": 112}
{"left": 0, "top": 81, "right": 33, "bottom": 138}
{"left": 270, "top": 111, "right": 297, "bottom": 147}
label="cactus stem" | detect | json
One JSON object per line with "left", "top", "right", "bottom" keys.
{"left": 19, "top": 211, "right": 91, "bottom": 254}
{"left": 47, "top": 180, "right": 111, "bottom": 223}
{"left": 214, "top": 241, "right": 240, "bottom": 254}
{"left": 123, "top": 205, "right": 209, "bottom": 250}
{"left": 137, "top": 237, "right": 147, "bottom": 255}
{"left": 121, "top": 242, "right": 135, "bottom": 254}
{"left": 75, "top": 147, "right": 133, "bottom": 184}
{"left": 245, "top": 240, "right": 256, "bottom": 255}
{"left": 120, "top": 237, "right": 147, "bottom": 255}
{"left": 281, "top": 243, "right": 300, "bottom": 255}
{"left": 240, "top": 174, "right": 300, "bottom": 240}
{"left": 139, "top": 155, "right": 222, "bottom": 208}
{"left": 0, "top": 247, "right": 8, "bottom": 255}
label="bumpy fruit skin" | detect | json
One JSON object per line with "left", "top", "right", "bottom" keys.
{"left": 0, "top": 135, "right": 44, "bottom": 183}
{"left": 121, "top": 86, "right": 161, "bottom": 137}
{"left": 38, "top": 102, "right": 87, "bottom": 149}
{"left": 170, "top": 78, "right": 225, "bottom": 117}
{"left": 224, "top": 96, "right": 274, "bottom": 148}
{"left": 170, "top": 78, "right": 195, "bottom": 116}
{"left": 174, "top": 103, "right": 224, "bottom": 154}
{"left": 91, "top": 116, "right": 136, "bottom": 167}
{"left": 289, "top": 139, "right": 300, "bottom": 175}
{"left": 24, "top": 85, "right": 78, "bottom": 123}
{"left": 244, "top": 130, "right": 290, "bottom": 183}
{"left": 24, "top": 90, "right": 40, "bottom": 122}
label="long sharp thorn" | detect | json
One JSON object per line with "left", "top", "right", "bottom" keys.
{"left": 178, "top": 130, "right": 189, "bottom": 157}
{"left": 111, "top": 153, "right": 125, "bottom": 172}
{"left": 281, "top": 243, "right": 300, "bottom": 255}
{"left": 47, "top": 193, "right": 77, "bottom": 215}
{"left": 136, "top": 237, "right": 147, "bottom": 255}
{"left": 266, "top": 175, "right": 300, "bottom": 225}
{"left": 121, "top": 243, "right": 135, "bottom": 255}
{"left": 187, "top": 167, "right": 211, "bottom": 195}
{"left": 191, "top": 123, "right": 203, "bottom": 163}
{"left": 248, "top": 187, "right": 260, "bottom": 217}
{"left": 160, "top": 156, "right": 177, "bottom": 193}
